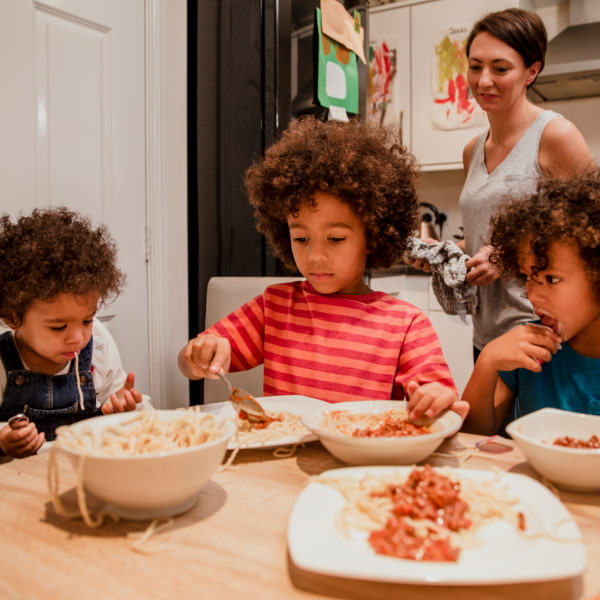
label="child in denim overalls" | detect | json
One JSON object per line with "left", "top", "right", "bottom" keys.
{"left": 0, "top": 207, "right": 144, "bottom": 458}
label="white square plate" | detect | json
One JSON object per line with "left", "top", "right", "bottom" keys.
{"left": 288, "top": 466, "right": 586, "bottom": 585}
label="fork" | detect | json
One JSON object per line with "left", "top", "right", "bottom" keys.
{"left": 215, "top": 371, "right": 268, "bottom": 423}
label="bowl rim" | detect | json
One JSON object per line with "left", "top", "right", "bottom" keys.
{"left": 301, "top": 399, "right": 462, "bottom": 443}
{"left": 57, "top": 410, "right": 237, "bottom": 460}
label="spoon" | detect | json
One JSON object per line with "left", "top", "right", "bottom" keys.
{"left": 215, "top": 371, "right": 269, "bottom": 423}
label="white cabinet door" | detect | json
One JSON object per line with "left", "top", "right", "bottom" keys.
{"left": 428, "top": 286, "right": 473, "bottom": 395}
{"left": 410, "top": 0, "right": 517, "bottom": 169}
{"left": 371, "top": 275, "right": 473, "bottom": 394}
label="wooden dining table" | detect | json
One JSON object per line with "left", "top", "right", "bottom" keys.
{"left": 1, "top": 429, "right": 599, "bottom": 600}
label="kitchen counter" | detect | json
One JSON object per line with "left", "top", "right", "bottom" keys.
{"left": 370, "top": 264, "right": 431, "bottom": 277}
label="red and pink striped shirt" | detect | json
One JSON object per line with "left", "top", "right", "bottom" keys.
{"left": 205, "top": 281, "right": 456, "bottom": 402}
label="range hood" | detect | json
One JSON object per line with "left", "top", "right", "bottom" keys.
{"left": 528, "top": 0, "right": 600, "bottom": 103}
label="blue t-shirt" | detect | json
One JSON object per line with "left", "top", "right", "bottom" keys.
{"left": 500, "top": 341, "right": 600, "bottom": 419}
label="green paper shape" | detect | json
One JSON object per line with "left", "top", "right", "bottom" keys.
{"left": 315, "top": 8, "right": 359, "bottom": 114}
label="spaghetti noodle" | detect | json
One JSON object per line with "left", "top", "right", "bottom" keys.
{"left": 74, "top": 351, "right": 85, "bottom": 410}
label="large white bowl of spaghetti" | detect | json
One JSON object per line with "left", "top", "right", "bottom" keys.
{"left": 301, "top": 400, "right": 462, "bottom": 466}
{"left": 49, "top": 409, "right": 236, "bottom": 520}
{"left": 506, "top": 407, "right": 600, "bottom": 492}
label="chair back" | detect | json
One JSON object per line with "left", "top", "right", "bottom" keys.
{"left": 203, "top": 276, "right": 300, "bottom": 403}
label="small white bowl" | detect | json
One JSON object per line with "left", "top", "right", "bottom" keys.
{"left": 301, "top": 400, "right": 462, "bottom": 466}
{"left": 55, "top": 410, "right": 236, "bottom": 518}
{"left": 506, "top": 408, "right": 600, "bottom": 493}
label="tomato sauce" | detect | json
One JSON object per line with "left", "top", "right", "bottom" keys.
{"left": 238, "top": 410, "right": 280, "bottom": 429}
{"left": 368, "top": 465, "right": 471, "bottom": 562}
{"left": 552, "top": 434, "right": 600, "bottom": 449}
{"left": 350, "top": 416, "right": 431, "bottom": 438}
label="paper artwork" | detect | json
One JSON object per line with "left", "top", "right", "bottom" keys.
{"left": 431, "top": 27, "right": 486, "bottom": 130}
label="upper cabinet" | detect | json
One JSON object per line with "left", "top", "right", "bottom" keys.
{"left": 368, "top": 0, "right": 531, "bottom": 170}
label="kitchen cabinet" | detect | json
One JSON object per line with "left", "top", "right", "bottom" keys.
{"left": 368, "top": 0, "right": 530, "bottom": 170}
{"left": 369, "top": 274, "right": 473, "bottom": 394}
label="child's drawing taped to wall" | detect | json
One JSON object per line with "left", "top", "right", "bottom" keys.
{"left": 432, "top": 26, "right": 486, "bottom": 130}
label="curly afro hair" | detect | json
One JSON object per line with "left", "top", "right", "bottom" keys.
{"left": 490, "top": 167, "right": 600, "bottom": 300}
{"left": 244, "top": 116, "right": 420, "bottom": 271}
{"left": 0, "top": 206, "right": 125, "bottom": 327}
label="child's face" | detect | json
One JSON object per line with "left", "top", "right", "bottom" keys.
{"left": 287, "top": 191, "right": 370, "bottom": 295}
{"left": 520, "top": 241, "right": 600, "bottom": 348}
{"left": 11, "top": 293, "right": 99, "bottom": 375}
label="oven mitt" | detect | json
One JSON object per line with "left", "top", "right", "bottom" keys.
{"left": 406, "top": 237, "right": 478, "bottom": 322}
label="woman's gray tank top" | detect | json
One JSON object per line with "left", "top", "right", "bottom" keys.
{"left": 459, "top": 110, "right": 560, "bottom": 350}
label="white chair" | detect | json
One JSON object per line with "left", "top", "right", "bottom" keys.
{"left": 203, "top": 276, "right": 301, "bottom": 403}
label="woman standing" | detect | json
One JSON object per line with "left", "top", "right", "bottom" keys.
{"left": 460, "top": 7, "right": 593, "bottom": 360}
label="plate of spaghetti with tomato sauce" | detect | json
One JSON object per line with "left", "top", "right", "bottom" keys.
{"left": 287, "top": 465, "right": 585, "bottom": 584}
{"left": 201, "top": 395, "right": 329, "bottom": 450}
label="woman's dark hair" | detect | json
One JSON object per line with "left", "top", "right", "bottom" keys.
{"left": 466, "top": 8, "right": 547, "bottom": 86}
{"left": 0, "top": 206, "right": 125, "bottom": 326}
{"left": 244, "top": 116, "right": 420, "bottom": 271}
{"left": 490, "top": 167, "right": 600, "bottom": 300}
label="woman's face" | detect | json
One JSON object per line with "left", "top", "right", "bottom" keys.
{"left": 287, "top": 191, "right": 370, "bottom": 295}
{"left": 467, "top": 32, "right": 540, "bottom": 114}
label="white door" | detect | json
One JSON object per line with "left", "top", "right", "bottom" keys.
{"left": 0, "top": 0, "right": 150, "bottom": 392}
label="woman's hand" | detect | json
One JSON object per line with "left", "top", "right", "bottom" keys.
{"left": 178, "top": 333, "right": 231, "bottom": 380}
{"left": 102, "top": 372, "right": 142, "bottom": 414}
{"left": 465, "top": 245, "right": 500, "bottom": 286}
{"left": 0, "top": 421, "right": 45, "bottom": 458}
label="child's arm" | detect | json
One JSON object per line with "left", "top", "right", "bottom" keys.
{"left": 101, "top": 372, "right": 143, "bottom": 414}
{"left": 0, "top": 421, "right": 45, "bottom": 459}
{"left": 178, "top": 333, "right": 231, "bottom": 380}
{"left": 462, "top": 323, "right": 562, "bottom": 434}
{"left": 461, "top": 355, "right": 515, "bottom": 435}
{"left": 406, "top": 380, "right": 469, "bottom": 422}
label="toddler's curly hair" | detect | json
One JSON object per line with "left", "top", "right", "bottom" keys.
{"left": 244, "top": 116, "right": 420, "bottom": 271}
{"left": 490, "top": 167, "right": 600, "bottom": 299}
{"left": 0, "top": 206, "right": 125, "bottom": 326}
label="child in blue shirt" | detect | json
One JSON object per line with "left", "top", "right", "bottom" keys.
{"left": 463, "top": 167, "right": 600, "bottom": 435}
{"left": 0, "top": 207, "right": 144, "bottom": 458}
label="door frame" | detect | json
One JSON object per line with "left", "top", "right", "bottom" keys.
{"left": 146, "top": 0, "right": 189, "bottom": 408}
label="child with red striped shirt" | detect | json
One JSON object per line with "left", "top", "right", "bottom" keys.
{"left": 179, "top": 117, "right": 468, "bottom": 422}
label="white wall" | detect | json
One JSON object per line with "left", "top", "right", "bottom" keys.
{"left": 155, "top": 0, "right": 189, "bottom": 407}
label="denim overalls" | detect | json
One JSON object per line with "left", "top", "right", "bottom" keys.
{"left": 0, "top": 332, "right": 101, "bottom": 440}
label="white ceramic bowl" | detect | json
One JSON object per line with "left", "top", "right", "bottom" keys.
{"left": 301, "top": 400, "right": 462, "bottom": 466}
{"left": 55, "top": 410, "right": 236, "bottom": 518}
{"left": 506, "top": 408, "right": 600, "bottom": 493}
